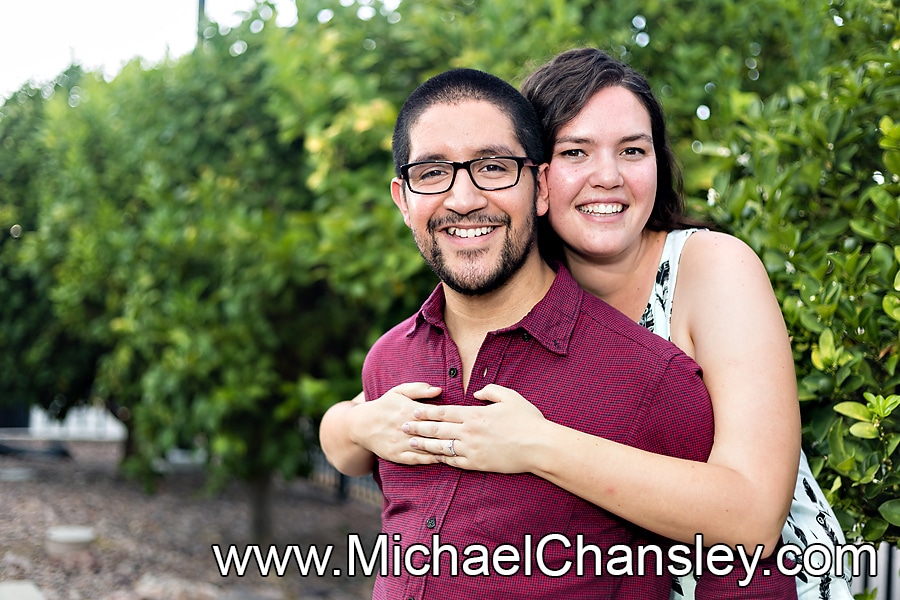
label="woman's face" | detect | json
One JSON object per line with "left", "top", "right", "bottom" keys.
{"left": 545, "top": 85, "right": 657, "bottom": 262}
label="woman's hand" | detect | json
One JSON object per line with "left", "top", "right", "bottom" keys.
{"left": 404, "top": 383, "right": 548, "bottom": 473}
{"left": 350, "top": 382, "right": 444, "bottom": 465}
{"left": 320, "top": 383, "right": 443, "bottom": 474}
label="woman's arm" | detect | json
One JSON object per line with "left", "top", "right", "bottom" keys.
{"left": 318, "top": 383, "right": 443, "bottom": 476}
{"left": 672, "top": 231, "right": 800, "bottom": 548}
{"left": 319, "top": 392, "right": 376, "bottom": 477}
{"left": 405, "top": 232, "right": 800, "bottom": 554}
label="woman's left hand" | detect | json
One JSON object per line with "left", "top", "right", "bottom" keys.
{"left": 404, "top": 383, "right": 547, "bottom": 473}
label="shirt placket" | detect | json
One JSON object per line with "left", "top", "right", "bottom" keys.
{"left": 471, "top": 331, "right": 516, "bottom": 393}
{"left": 401, "top": 327, "right": 468, "bottom": 600}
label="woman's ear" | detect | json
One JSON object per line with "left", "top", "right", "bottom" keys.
{"left": 535, "top": 163, "right": 550, "bottom": 217}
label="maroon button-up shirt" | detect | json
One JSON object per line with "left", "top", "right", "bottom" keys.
{"left": 362, "top": 264, "right": 796, "bottom": 599}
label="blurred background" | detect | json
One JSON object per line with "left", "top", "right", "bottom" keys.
{"left": 0, "top": 0, "right": 898, "bottom": 598}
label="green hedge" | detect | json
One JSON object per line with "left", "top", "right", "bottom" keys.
{"left": 692, "top": 1, "right": 900, "bottom": 540}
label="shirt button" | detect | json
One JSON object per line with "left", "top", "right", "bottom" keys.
{"left": 448, "top": 367, "right": 458, "bottom": 378}
{"left": 522, "top": 332, "right": 532, "bottom": 341}
{"left": 426, "top": 517, "right": 437, "bottom": 529}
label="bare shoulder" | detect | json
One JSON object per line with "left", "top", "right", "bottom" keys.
{"left": 680, "top": 230, "right": 769, "bottom": 284}
{"left": 674, "top": 230, "right": 777, "bottom": 320}
{"left": 683, "top": 229, "right": 762, "bottom": 263}
{"left": 671, "top": 231, "right": 786, "bottom": 358}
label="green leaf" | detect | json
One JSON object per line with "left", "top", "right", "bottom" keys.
{"left": 859, "top": 463, "right": 880, "bottom": 485}
{"left": 831, "top": 456, "right": 856, "bottom": 476}
{"left": 835, "top": 364, "right": 852, "bottom": 387}
{"left": 872, "top": 243, "right": 896, "bottom": 278}
{"left": 848, "top": 422, "right": 879, "bottom": 439}
{"left": 833, "top": 401, "right": 873, "bottom": 422}
{"left": 862, "top": 518, "right": 889, "bottom": 541}
{"left": 799, "top": 310, "right": 825, "bottom": 334}
{"left": 887, "top": 433, "right": 900, "bottom": 458}
{"left": 812, "top": 328, "right": 835, "bottom": 369}
{"left": 801, "top": 372, "right": 834, "bottom": 396}
{"left": 885, "top": 151, "right": 900, "bottom": 177}
{"left": 883, "top": 294, "right": 900, "bottom": 322}
{"left": 877, "top": 394, "right": 900, "bottom": 418}
{"left": 827, "top": 420, "right": 849, "bottom": 465}
{"left": 878, "top": 499, "right": 900, "bottom": 526}
{"left": 850, "top": 218, "right": 885, "bottom": 241}
{"left": 887, "top": 354, "right": 900, "bottom": 377}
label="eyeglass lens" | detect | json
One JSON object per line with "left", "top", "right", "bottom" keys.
{"left": 406, "top": 157, "right": 522, "bottom": 194}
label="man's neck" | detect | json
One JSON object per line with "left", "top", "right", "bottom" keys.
{"left": 441, "top": 254, "right": 556, "bottom": 391}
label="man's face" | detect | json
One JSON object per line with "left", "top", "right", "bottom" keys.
{"left": 391, "top": 100, "right": 548, "bottom": 296}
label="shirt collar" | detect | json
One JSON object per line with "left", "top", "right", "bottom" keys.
{"left": 405, "top": 261, "right": 581, "bottom": 356}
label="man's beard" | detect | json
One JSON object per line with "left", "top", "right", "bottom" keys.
{"left": 413, "top": 208, "right": 538, "bottom": 297}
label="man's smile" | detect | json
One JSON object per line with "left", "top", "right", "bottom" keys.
{"left": 447, "top": 226, "right": 497, "bottom": 238}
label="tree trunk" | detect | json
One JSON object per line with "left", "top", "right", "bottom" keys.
{"left": 249, "top": 471, "right": 273, "bottom": 545}
{"left": 106, "top": 401, "right": 136, "bottom": 460}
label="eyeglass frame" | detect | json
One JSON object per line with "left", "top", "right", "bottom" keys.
{"left": 399, "top": 156, "right": 539, "bottom": 195}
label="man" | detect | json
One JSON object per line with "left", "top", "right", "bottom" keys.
{"left": 323, "top": 68, "right": 795, "bottom": 599}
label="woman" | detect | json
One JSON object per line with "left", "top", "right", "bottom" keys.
{"left": 319, "top": 48, "right": 850, "bottom": 599}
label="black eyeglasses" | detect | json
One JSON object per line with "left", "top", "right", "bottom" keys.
{"left": 399, "top": 156, "right": 537, "bottom": 195}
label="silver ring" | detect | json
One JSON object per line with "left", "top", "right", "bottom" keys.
{"left": 447, "top": 439, "right": 457, "bottom": 457}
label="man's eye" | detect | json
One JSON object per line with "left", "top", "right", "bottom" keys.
{"left": 475, "top": 159, "right": 515, "bottom": 175}
{"left": 418, "top": 166, "right": 450, "bottom": 180}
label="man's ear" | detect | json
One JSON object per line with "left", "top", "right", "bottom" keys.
{"left": 391, "top": 178, "right": 412, "bottom": 227}
{"left": 535, "top": 163, "right": 550, "bottom": 217}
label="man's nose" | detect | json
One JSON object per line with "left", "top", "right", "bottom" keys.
{"left": 443, "top": 169, "right": 489, "bottom": 214}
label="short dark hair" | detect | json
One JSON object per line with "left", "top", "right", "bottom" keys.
{"left": 522, "top": 48, "right": 691, "bottom": 232}
{"left": 392, "top": 68, "right": 544, "bottom": 176}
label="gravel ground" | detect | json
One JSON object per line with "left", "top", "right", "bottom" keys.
{"left": 0, "top": 439, "right": 381, "bottom": 600}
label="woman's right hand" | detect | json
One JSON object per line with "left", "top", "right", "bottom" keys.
{"left": 347, "top": 382, "right": 444, "bottom": 465}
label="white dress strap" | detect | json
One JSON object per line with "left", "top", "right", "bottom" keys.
{"left": 637, "top": 228, "right": 699, "bottom": 342}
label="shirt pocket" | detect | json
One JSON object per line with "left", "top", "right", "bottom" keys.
{"left": 470, "top": 473, "right": 578, "bottom": 543}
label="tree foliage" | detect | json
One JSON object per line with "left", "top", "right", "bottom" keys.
{"left": 0, "top": 0, "right": 897, "bottom": 543}
{"left": 0, "top": 67, "right": 104, "bottom": 420}
{"left": 692, "top": 0, "right": 900, "bottom": 542}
